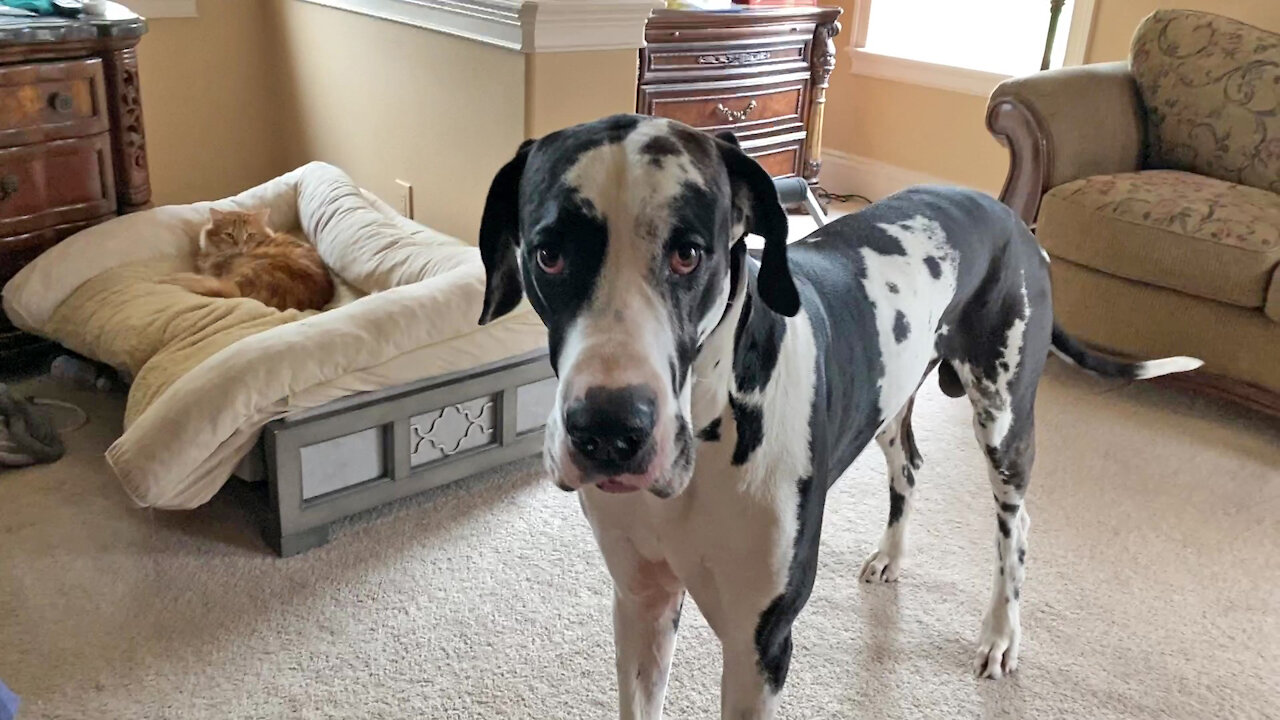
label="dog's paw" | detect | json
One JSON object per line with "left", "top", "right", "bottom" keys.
{"left": 858, "top": 549, "right": 902, "bottom": 583}
{"left": 973, "top": 623, "right": 1020, "bottom": 679}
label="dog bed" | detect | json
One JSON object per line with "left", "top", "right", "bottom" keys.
{"left": 2, "top": 163, "right": 553, "bottom": 549}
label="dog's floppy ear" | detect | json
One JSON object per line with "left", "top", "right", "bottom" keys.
{"left": 478, "top": 139, "right": 535, "bottom": 325}
{"left": 714, "top": 134, "right": 800, "bottom": 317}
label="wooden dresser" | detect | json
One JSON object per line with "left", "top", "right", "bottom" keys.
{"left": 638, "top": 6, "right": 841, "bottom": 182}
{"left": 0, "top": 7, "right": 149, "bottom": 368}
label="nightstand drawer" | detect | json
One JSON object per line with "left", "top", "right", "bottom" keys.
{"left": 639, "top": 78, "right": 807, "bottom": 134}
{"left": 0, "top": 133, "right": 115, "bottom": 236}
{"left": 0, "top": 58, "right": 109, "bottom": 148}
{"left": 742, "top": 136, "right": 803, "bottom": 178}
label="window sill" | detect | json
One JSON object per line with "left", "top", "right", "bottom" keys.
{"left": 847, "top": 48, "right": 1010, "bottom": 97}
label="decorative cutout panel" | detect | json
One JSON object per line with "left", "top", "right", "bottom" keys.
{"left": 410, "top": 395, "right": 496, "bottom": 466}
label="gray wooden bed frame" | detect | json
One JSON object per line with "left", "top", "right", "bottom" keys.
{"left": 234, "top": 350, "right": 556, "bottom": 557}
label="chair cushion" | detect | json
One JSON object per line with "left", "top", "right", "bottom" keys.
{"left": 1037, "top": 170, "right": 1280, "bottom": 308}
{"left": 1130, "top": 10, "right": 1280, "bottom": 193}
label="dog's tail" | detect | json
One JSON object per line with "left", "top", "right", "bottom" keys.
{"left": 1050, "top": 323, "right": 1202, "bottom": 380}
{"left": 159, "top": 272, "right": 241, "bottom": 299}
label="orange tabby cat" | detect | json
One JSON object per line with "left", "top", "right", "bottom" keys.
{"left": 161, "top": 208, "right": 335, "bottom": 312}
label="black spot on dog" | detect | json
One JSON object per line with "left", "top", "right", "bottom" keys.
{"left": 640, "top": 134, "right": 683, "bottom": 167}
{"left": 733, "top": 292, "right": 786, "bottom": 394}
{"left": 998, "top": 360, "right": 1011, "bottom": 373}
{"left": 997, "top": 515, "right": 1011, "bottom": 538}
{"left": 1000, "top": 566, "right": 1004, "bottom": 577}
{"left": 755, "top": 594, "right": 794, "bottom": 693}
{"left": 888, "top": 487, "right": 905, "bottom": 526}
{"left": 1014, "top": 587, "right": 1021, "bottom": 601}
{"left": 1000, "top": 501, "right": 1020, "bottom": 515}
{"left": 730, "top": 397, "right": 763, "bottom": 465}
{"left": 893, "top": 311, "right": 910, "bottom": 343}
{"left": 753, "top": 474, "right": 818, "bottom": 694}
{"left": 923, "top": 256, "right": 942, "bottom": 279}
{"left": 886, "top": 282, "right": 899, "bottom": 294}
{"left": 1017, "top": 547, "right": 1026, "bottom": 565}
{"left": 698, "top": 417, "right": 722, "bottom": 442}
{"left": 903, "top": 466, "right": 915, "bottom": 487}
{"left": 888, "top": 437, "right": 895, "bottom": 447}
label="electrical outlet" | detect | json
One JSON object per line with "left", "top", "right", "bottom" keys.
{"left": 395, "top": 179, "right": 414, "bottom": 218}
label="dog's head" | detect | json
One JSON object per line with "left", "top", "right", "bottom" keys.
{"left": 478, "top": 115, "right": 797, "bottom": 498}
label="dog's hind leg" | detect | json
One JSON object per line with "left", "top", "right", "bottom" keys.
{"left": 956, "top": 301, "right": 1048, "bottom": 679}
{"left": 859, "top": 397, "right": 922, "bottom": 583}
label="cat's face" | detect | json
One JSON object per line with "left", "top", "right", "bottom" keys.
{"left": 200, "top": 208, "right": 273, "bottom": 252}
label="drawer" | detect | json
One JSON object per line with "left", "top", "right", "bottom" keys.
{"left": 0, "top": 59, "right": 109, "bottom": 148}
{"left": 741, "top": 136, "right": 803, "bottom": 178}
{"left": 0, "top": 134, "right": 116, "bottom": 237}
{"left": 642, "top": 42, "right": 810, "bottom": 82}
{"left": 640, "top": 78, "right": 808, "bottom": 134}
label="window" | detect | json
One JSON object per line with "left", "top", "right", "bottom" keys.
{"left": 849, "top": 0, "right": 1095, "bottom": 95}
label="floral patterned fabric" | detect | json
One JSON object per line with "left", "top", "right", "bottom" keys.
{"left": 1131, "top": 10, "right": 1280, "bottom": 194}
{"left": 1054, "top": 170, "right": 1280, "bottom": 253}
{"left": 1039, "top": 170, "right": 1280, "bottom": 308}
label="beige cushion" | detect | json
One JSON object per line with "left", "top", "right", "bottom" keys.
{"left": 1130, "top": 9, "right": 1280, "bottom": 193}
{"left": 1038, "top": 171, "right": 1280, "bottom": 308}
{"left": 2, "top": 162, "right": 547, "bottom": 509}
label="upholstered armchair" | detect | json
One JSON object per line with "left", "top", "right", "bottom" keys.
{"left": 987, "top": 9, "right": 1280, "bottom": 414}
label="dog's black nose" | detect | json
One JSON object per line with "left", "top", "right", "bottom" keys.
{"left": 565, "top": 385, "right": 657, "bottom": 470}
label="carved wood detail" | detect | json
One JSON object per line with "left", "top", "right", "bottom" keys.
{"left": 804, "top": 19, "right": 840, "bottom": 183}
{"left": 101, "top": 46, "right": 150, "bottom": 212}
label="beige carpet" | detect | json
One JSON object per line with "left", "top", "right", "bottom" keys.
{"left": 1, "top": 361, "right": 1277, "bottom": 719}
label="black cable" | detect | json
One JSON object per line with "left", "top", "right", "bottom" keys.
{"left": 814, "top": 186, "right": 872, "bottom": 205}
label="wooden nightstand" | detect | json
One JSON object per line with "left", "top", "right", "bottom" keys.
{"left": 0, "top": 6, "right": 150, "bottom": 369}
{"left": 638, "top": 6, "right": 842, "bottom": 182}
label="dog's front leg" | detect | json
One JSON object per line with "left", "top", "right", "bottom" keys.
{"left": 719, "top": 627, "right": 784, "bottom": 720}
{"left": 589, "top": 517, "right": 684, "bottom": 720}
{"left": 613, "top": 575, "right": 684, "bottom": 720}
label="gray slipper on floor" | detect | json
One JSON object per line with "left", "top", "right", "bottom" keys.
{"left": 0, "top": 383, "right": 66, "bottom": 468}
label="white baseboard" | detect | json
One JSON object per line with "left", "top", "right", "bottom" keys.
{"left": 817, "top": 150, "right": 949, "bottom": 201}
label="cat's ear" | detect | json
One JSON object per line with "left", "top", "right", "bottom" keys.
{"left": 208, "top": 208, "right": 224, "bottom": 221}
{"left": 252, "top": 208, "right": 271, "bottom": 223}
{"left": 478, "top": 138, "right": 535, "bottom": 326}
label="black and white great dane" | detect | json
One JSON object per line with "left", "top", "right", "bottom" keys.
{"left": 477, "top": 114, "right": 1201, "bottom": 718}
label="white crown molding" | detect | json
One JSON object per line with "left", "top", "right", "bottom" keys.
{"left": 121, "top": 0, "right": 198, "bottom": 18}
{"left": 294, "top": 0, "right": 661, "bottom": 52}
{"left": 819, "top": 150, "right": 955, "bottom": 202}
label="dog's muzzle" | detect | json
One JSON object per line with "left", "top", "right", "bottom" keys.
{"left": 563, "top": 385, "right": 658, "bottom": 493}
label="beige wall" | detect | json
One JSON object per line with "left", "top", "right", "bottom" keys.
{"left": 136, "top": 2, "right": 288, "bottom": 206}
{"left": 134, "top": 2, "right": 640, "bottom": 243}
{"left": 270, "top": 0, "right": 527, "bottom": 242}
{"left": 821, "top": 0, "right": 1280, "bottom": 195}
{"left": 525, "top": 50, "right": 638, "bottom": 138}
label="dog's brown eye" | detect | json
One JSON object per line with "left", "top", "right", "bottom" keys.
{"left": 670, "top": 245, "right": 701, "bottom": 276}
{"left": 536, "top": 247, "right": 565, "bottom": 275}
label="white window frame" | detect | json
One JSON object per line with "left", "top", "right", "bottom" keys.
{"left": 846, "top": 0, "right": 1097, "bottom": 96}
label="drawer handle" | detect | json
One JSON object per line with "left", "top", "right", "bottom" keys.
{"left": 48, "top": 91, "right": 74, "bottom": 114}
{"left": 0, "top": 175, "right": 18, "bottom": 201}
{"left": 716, "top": 100, "right": 758, "bottom": 123}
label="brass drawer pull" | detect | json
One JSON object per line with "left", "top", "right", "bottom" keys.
{"left": 716, "top": 99, "right": 757, "bottom": 123}
{"left": 0, "top": 174, "right": 19, "bottom": 200}
{"left": 48, "top": 91, "right": 74, "bottom": 114}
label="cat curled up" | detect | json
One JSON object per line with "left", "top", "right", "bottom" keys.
{"left": 161, "top": 208, "right": 335, "bottom": 312}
